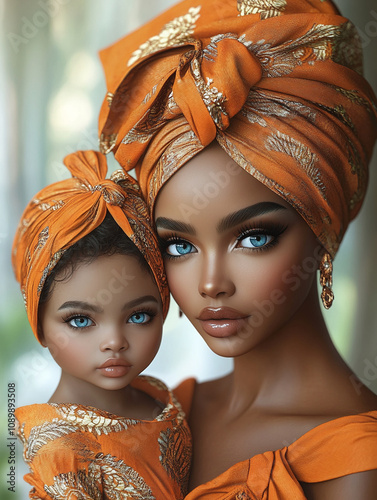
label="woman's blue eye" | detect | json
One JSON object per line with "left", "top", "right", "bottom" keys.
{"left": 239, "top": 233, "right": 273, "bottom": 249}
{"left": 166, "top": 241, "right": 195, "bottom": 256}
{"left": 128, "top": 312, "right": 150, "bottom": 324}
{"left": 68, "top": 316, "right": 93, "bottom": 328}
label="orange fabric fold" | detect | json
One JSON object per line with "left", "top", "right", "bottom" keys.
{"left": 182, "top": 408, "right": 377, "bottom": 499}
{"left": 98, "top": 0, "right": 377, "bottom": 257}
{"left": 12, "top": 150, "right": 169, "bottom": 341}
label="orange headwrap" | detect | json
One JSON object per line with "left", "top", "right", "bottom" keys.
{"left": 98, "top": 0, "right": 377, "bottom": 258}
{"left": 12, "top": 150, "right": 169, "bottom": 341}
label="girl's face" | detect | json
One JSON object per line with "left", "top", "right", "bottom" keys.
{"left": 155, "top": 142, "right": 321, "bottom": 357}
{"left": 40, "top": 253, "right": 163, "bottom": 390}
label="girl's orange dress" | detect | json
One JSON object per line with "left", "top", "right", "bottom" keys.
{"left": 176, "top": 379, "right": 377, "bottom": 500}
{"left": 15, "top": 376, "right": 191, "bottom": 500}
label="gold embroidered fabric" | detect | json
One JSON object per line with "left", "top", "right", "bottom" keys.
{"left": 98, "top": 0, "right": 377, "bottom": 257}
{"left": 16, "top": 376, "right": 192, "bottom": 500}
{"left": 12, "top": 151, "right": 170, "bottom": 342}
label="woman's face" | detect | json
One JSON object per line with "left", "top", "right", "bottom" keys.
{"left": 155, "top": 142, "right": 321, "bottom": 357}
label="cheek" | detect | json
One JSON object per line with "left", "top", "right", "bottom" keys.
{"left": 46, "top": 331, "right": 88, "bottom": 364}
{"left": 165, "top": 261, "right": 195, "bottom": 308}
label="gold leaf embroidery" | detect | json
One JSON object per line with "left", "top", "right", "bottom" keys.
{"left": 127, "top": 6, "right": 201, "bottom": 67}
{"left": 52, "top": 404, "right": 139, "bottom": 436}
{"left": 93, "top": 453, "right": 155, "bottom": 499}
{"left": 237, "top": 0, "right": 287, "bottom": 19}
{"left": 251, "top": 23, "right": 344, "bottom": 78}
{"left": 44, "top": 468, "right": 102, "bottom": 500}
{"left": 99, "top": 132, "right": 118, "bottom": 155}
{"left": 242, "top": 90, "right": 317, "bottom": 126}
{"left": 159, "top": 424, "right": 191, "bottom": 496}
{"left": 34, "top": 227, "right": 49, "bottom": 253}
{"left": 37, "top": 249, "right": 64, "bottom": 294}
{"left": 265, "top": 131, "right": 326, "bottom": 199}
{"left": 191, "top": 57, "right": 227, "bottom": 128}
{"left": 19, "top": 420, "right": 78, "bottom": 463}
{"left": 217, "top": 133, "right": 311, "bottom": 225}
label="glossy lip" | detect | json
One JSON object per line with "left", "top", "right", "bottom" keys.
{"left": 197, "top": 307, "right": 250, "bottom": 339}
{"left": 98, "top": 358, "right": 132, "bottom": 378}
{"left": 197, "top": 307, "right": 248, "bottom": 321}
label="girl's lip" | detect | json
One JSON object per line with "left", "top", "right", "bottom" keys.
{"left": 98, "top": 358, "right": 131, "bottom": 369}
{"left": 98, "top": 359, "right": 132, "bottom": 378}
{"left": 197, "top": 307, "right": 247, "bottom": 321}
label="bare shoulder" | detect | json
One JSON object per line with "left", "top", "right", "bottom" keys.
{"left": 302, "top": 469, "right": 377, "bottom": 500}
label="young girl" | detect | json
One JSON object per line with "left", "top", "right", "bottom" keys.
{"left": 12, "top": 150, "right": 191, "bottom": 499}
{"left": 97, "top": 0, "right": 377, "bottom": 498}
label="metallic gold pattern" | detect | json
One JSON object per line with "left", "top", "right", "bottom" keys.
{"left": 237, "top": 0, "right": 287, "bottom": 19}
{"left": 99, "top": 132, "right": 118, "bottom": 154}
{"left": 127, "top": 6, "right": 201, "bottom": 67}
{"left": 191, "top": 58, "right": 228, "bottom": 129}
{"left": 265, "top": 131, "right": 326, "bottom": 199}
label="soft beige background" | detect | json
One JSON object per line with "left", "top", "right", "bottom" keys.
{"left": 1, "top": 1, "right": 376, "bottom": 498}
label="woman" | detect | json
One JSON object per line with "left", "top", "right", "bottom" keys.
{"left": 97, "top": 0, "right": 377, "bottom": 497}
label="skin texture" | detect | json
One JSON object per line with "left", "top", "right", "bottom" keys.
{"left": 39, "top": 253, "right": 164, "bottom": 419}
{"left": 154, "top": 142, "right": 377, "bottom": 496}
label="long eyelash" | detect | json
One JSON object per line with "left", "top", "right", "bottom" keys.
{"left": 236, "top": 222, "right": 288, "bottom": 251}
{"left": 158, "top": 233, "right": 193, "bottom": 261}
{"left": 157, "top": 233, "right": 182, "bottom": 250}
{"left": 62, "top": 313, "right": 93, "bottom": 330}
{"left": 128, "top": 307, "right": 158, "bottom": 323}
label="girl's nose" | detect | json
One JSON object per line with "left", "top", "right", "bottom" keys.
{"left": 100, "top": 327, "right": 129, "bottom": 352}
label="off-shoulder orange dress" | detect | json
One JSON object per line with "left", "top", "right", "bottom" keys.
{"left": 176, "top": 379, "right": 377, "bottom": 500}
{"left": 15, "top": 376, "right": 191, "bottom": 500}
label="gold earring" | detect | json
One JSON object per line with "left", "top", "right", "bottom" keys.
{"left": 319, "top": 252, "right": 334, "bottom": 309}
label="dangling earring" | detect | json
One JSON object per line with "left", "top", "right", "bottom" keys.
{"left": 179, "top": 309, "right": 183, "bottom": 318}
{"left": 319, "top": 252, "right": 334, "bottom": 309}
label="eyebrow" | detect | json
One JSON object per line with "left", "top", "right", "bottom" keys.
{"left": 58, "top": 297, "right": 160, "bottom": 313}
{"left": 121, "top": 295, "right": 159, "bottom": 311}
{"left": 155, "top": 217, "right": 196, "bottom": 235}
{"left": 58, "top": 301, "right": 103, "bottom": 313}
{"left": 217, "top": 202, "right": 287, "bottom": 233}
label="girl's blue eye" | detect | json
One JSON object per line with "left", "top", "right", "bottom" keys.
{"left": 239, "top": 233, "right": 273, "bottom": 249}
{"left": 68, "top": 316, "right": 93, "bottom": 329}
{"left": 166, "top": 241, "right": 195, "bottom": 256}
{"left": 128, "top": 312, "right": 150, "bottom": 324}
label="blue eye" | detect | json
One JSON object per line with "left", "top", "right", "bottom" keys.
{"left": 68, "top": 316, "right": 93, "bottom": 329}
{"left": 239, "top": 233, "right": 273, "bottom": 249}
{"left": 166, "top": 241, "right": 195, "bottom": 256}
{"left": 128, "top": 312, "right": 151, "bottom": 324}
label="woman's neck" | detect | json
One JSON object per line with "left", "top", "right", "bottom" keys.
{"left": 222, "top": 288, "right": 350, "bottom": 417}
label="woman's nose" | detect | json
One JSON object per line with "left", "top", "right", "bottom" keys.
{"left": 198, "top": 254, "right": 235, "bottom": 299}
{"left": 100, "top": 327, "right": 129, "bottom": 352}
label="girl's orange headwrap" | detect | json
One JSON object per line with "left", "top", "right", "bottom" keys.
{"left": 98, "top": 0, "right": 377, "bottom": 258}
{"left": 12, "top": 150, "right": 169, "bottom": 341}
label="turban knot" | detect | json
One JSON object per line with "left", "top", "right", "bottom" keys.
{"left": 98, "top": 0, "right": 377, "bottom": 258}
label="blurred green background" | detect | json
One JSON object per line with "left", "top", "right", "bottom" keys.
{"left": 1, "top": 0, "right": 377, "bottom": 498}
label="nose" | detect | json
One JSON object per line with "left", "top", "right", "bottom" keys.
{"left": 100, "top": 327, "right": 129, "bottom": 353}
{"left": 198, "top": 253, "right": 235, "bottom": 299}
